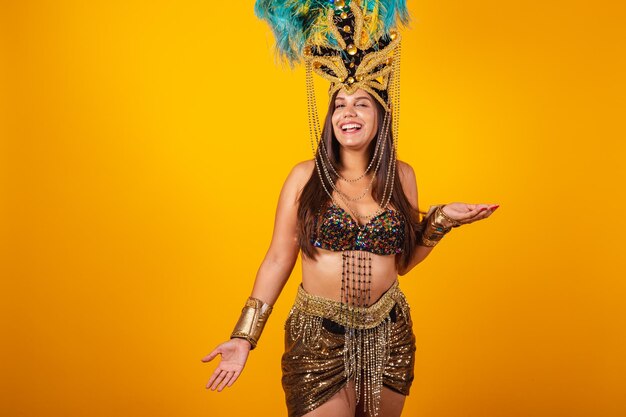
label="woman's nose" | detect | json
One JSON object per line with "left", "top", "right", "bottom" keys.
{"left": 343, "top": 105, "right": 356, "bottom": 116}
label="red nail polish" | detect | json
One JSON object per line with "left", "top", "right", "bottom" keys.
{"left": 491, "top": 205, "right": 499, "bottom": 210}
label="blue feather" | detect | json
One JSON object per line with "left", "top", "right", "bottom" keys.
{"left": 254, "top": 0, "right": 410, "bottom": 64}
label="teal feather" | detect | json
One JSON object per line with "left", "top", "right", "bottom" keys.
{"left": 254, "top": 0, "right": 410, "bottom": 64}
{"left": 378, "top": 0, "right": 410, "bottom": 30}
{"left": 254, "top": 0, "right": 327, "bottom": 63}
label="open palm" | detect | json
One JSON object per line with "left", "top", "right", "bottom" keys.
{"left": 441, "top": 202, "right": 498, "bottom": 226}
{"left": 201, "top": 339, "right": 251, "bottom": 392}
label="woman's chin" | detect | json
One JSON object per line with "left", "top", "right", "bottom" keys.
{"left": 337, "top": 133, "right": 371, "bottom": 148}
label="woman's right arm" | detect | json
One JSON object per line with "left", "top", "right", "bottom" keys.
{"left": 247, "top": 160, "right": 313, "bottom": 305}
{"left": 201, "top": 161, "right": 313, "bottom": 391}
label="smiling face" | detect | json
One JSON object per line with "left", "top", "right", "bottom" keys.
{"left": 331, "top": 89, "right": 379, "bottom": 151}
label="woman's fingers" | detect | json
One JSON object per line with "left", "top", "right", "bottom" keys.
{"left": 468, "top": 204, "right": 499, "bottom": 222}
{"left": 207, "top": 367, "right": 224, "bottom": 390}
{"left": 206, "top": 370, "right": 217, "bottom": 389}
{"left": 226, "top": 370, "right": 241, "bottom": 388}
{"left": 208, "top": 369, "right": 227, "bottom": 390}
{"left": 202, "top": 341, "right": 247, "bottom": 392}
{"left": 456, "top": 205, "right": 485, "bottom": 223}
{"left": 204, "top": 360, "right": 242, "bottom": 391}
{"left": 207, "top": 367, "right": 242, "bottom": 392}
{"left": 217, "top": 371, "right": 236, "bottom": 392}
{"left": 215, "top": 371, "right": 229, "bottom": 391}
{"left": 444, "top": 203, "right": 499, "bottom": 221}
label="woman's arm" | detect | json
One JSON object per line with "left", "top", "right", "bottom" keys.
{"left": 399, "top": 245, "right": 434, "bottom": 276}
{"left": 248, "top": 161, "right": 312, "bottom": 305}
{"left": 397, "top": 162, "right": 435, "bottom": 275}
{"left": 202, "top": 161, "right": 313, "bottom": 391}
{"left": 397, "top": 161, "right": 498, "bottom": 276}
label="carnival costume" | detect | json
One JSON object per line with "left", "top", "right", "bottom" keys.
{"left": 230, "top": 1, "right": 460, "bottom": 416}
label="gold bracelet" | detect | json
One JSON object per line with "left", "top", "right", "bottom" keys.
{"left": 230, "top": 297, "right": 272, "bottom": 350}
{"left": 419, "top": 205, "right": 453, "bottom": 247}
{"left": 437, "top": 205, "right": 461, "bottom": 228}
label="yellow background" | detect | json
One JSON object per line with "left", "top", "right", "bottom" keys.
{"left": 2, "top": 1, "right": 625, "bottom": 416}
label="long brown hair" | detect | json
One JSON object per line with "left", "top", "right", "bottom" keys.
{"left": 297, "top": 91, "right": 423, "bottom": 271}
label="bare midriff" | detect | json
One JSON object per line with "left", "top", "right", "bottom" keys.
{"left": 301, "top": 248, "right": 399, "bottom": 307}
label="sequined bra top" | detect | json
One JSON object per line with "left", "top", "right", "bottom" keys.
{"left": 312, "top": 203, "right": 405, "bottom": 255}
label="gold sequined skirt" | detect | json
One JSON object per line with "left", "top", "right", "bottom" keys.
{"left": 281, "top": 281, "right": 416, "bottom": 417}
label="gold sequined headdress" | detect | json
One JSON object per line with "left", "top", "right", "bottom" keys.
{"left": 255, "top": 0, "right": 408, "bottom": 110}
{"left": 302, "top": 1, "right": 402, "bottom": 111}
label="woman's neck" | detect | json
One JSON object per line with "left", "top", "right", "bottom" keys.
{"left": 339, "top": 147, "right": 369, "bottom": 174}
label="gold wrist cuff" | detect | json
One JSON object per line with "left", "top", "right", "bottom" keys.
{"left": 436, "top": 205, "right": 461, "bottom": 228}
{"left": 231, "top": 297, "right": 273, "bottom": 350}
{"left": 420, "top": 205, "right": 454, "bottom": 247}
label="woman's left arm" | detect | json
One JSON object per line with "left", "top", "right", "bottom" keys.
{"left": 397, "top": 162, "right": 498, "bottom": 275}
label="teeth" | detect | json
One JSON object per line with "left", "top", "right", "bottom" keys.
{"left": 341, "top": 123, "right": 362, "bottom": 131}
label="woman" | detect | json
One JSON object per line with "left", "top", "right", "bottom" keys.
{"left": 202, "top": 86, "right": 498, "bottom": 417}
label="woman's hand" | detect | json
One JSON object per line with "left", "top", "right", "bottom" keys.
{"left": 201, "top": 338, "right": 251, "bottom": 391}
{"left": 441, "top": 203, "right": 499, "bottom": 227}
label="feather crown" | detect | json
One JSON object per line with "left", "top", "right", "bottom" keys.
{"left": 255, "top": 0, "right": 410, "bottom": 109}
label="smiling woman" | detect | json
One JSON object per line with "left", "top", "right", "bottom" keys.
{"left": 201, "top": 1, "right": 498, "bottom": 417}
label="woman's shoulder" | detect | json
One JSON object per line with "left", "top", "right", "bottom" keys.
{"left": 290, "top": 159, "right": 316, "bottom": 177}
{"left": 283, "top": 160, "right": 316, "bottom": 191}
{"left": 397, "top": 160, "right": 417, "bottom": 184}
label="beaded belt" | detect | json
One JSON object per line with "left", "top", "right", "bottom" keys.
{"left": 293, "top": 280, "right": 401, "bottom": 330}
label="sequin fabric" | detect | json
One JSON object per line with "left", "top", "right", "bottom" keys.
{"left": 312, "top": 203, "right": 406, "bottom": 255}
{"left": 281, "top": 283, "right": 416, "bottom": 417}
